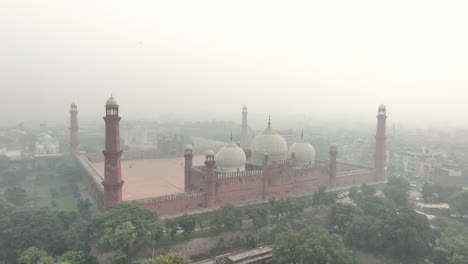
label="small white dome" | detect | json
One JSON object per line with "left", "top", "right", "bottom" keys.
{"left": 70, "top": 102, "right": 77, "bottom": 108}
{"left": 215, "top": 142, "right": 246, "bottom": 173}
{"left": 242, "top": 105, "right": 247, "bottom": 111}
{"left": 251, "top": 125, "right": 288, "bottom": 166}
{"left": 106, "top": 96, "right": 119, "bottom": 107}
{"left": 185, "top": 144, "right": 193, "bottom": 150}
{"left": 378, "top": 104, "right": 386, "bottom": 111}
{"left": 289, "top": 138, "right": 316, "bottom": 165}
{"left": 206, "top": 149, "right": 215, "bottom": 156}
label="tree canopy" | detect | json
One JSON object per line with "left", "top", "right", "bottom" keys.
{"left": 211, "top": 204, "right": 244, "bottom": 230}
{"left": 448, "top": 190, "right": 468, "bottom": 217}
{"left": 383, "top": 177, "right": 410, "bottom": 208}
{"left": 133, "top": 253, "right": 192, "bottom": 264}
{"left": 91, "top": 202, "right": 161, "bottom": 263}
{"left": 346, "top": 210, "right": 432, "bottom": 261}
{"left": 273, "top": 225, "right": 355, "bottom": 264}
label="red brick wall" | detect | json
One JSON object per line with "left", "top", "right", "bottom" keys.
{"left": 336, "top": 162, "right": 369, "bottom": 173}
{"left": 137, "top": 165, "right": 378, "bottom": 216}
{"left": 138, "top": 195, "right": 205, "bottom": 216}
{"left": 335, "top": 170, "right": 376, "bottom": 187}
{"left": 216, "top": 175, "right": 263, "bottom": 204}
{"left": 293, "top": 167, "right": 329, "bottom": 194}
{"left": 190, "top": 168, "right": 206, "bottom": 191}
{"left": 265, "top": 165, "right": 294, "bottom": 198}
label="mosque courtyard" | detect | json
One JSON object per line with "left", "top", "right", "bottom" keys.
{"left": 92, "top": 155, "right": 205, "bottom": 200}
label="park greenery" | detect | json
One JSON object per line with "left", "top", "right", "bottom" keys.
{"left": 273, "top": 225, "right": 355, "bottom": 264}
{"left": 422, "top": 182, "right": 462, "bottom": 203}
{"left": 3, "top": 156, "right": 468, "bottom": 264}
{"left": 133, "top": 253, "right": 191, "bottom": 264}
{"left": 0, "top": 156, "right": 82, "bottom": 211}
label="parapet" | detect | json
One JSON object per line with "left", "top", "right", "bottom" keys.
{"left": 133, "top": 191, "right": 205, "bottom": 204}
{"left": 217, "top": 170, "right": 263, "bottom": 179}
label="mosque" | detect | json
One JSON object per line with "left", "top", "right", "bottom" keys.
{"left": 72, "top": 97, "right": 387, "bottom": 215}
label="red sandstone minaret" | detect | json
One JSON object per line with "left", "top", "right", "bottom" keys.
{"left": 329, "top": 143, "right": 338, "bottom": 188}
{"left": 240, "top": 105, "right": 249, "bottom": 149}
{"left": 262, "top": 152, "right": 268, "bottom": 200}
{"left": 102, "top": 96, "right": 124, "bottom": 210}
{"left": 70, "top": 102, "right": 80, "bottom": 154}
{"left": 204, "top": 150, "right": 216, "bottom": 208}
{"left": 374, "top": 104, "right": 387, "bottom": 181}
{"left": 184, "top": 144, "right": 193, "bottom": 192}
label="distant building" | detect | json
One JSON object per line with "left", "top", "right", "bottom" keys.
{"left": 157, "top": 133, "right": 184, "bottom": 158}
{"left": 434, "top": 167, "right": 464, "bottom": 187}
{"left": 35, "top": 131, "right": 60, "bottom": 154}
{"left": 402, "top": 146, "right": 447, "bottom": 180}
{"left": 122, "top": 125, "right": 149, "bottom": 146}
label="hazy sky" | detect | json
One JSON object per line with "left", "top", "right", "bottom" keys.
{"left": 1, "top": 0, "right": 468, "bottom": 126}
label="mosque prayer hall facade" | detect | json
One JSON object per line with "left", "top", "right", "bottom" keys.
{"left": 72, "top": 97, "right": 387, "bottom": 215}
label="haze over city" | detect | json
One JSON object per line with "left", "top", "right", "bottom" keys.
{"left": 2, "top": 0, "right": 468, "bottom": 127}
{"left": 4, "top": 1, "right": 468, "bottom": 264}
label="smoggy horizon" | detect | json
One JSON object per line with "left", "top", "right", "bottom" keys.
{"left": 2, "top": 0, "right": 468, "bottom": 128}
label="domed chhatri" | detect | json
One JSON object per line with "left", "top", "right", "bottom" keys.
{"left": 250, "top": 116, "right": 288, "bottom": 166}
{"left": 185, "top": 144, "right": 193, "bottom": 150}
{"left": 288, "top": 131, "right": 316, "bottom": 165}
{"left": 215, "top": 141, "right": 247, "bottom": 173}
{"left": 378, "top": 104, "right": 386, "bottom": 114}
{"left": 106, "top": 96, "right": 119, "bottom": 107}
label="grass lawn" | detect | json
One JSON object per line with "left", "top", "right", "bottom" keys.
{"left": 1, "top": 170, "right": 78, "bottom": 212}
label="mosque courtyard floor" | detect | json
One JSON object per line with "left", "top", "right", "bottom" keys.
{"left": 92, "top": 155, "right": 205, "bottom": 201}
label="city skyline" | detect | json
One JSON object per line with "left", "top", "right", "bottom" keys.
{"left": 2, "top": 0, "right": 468, "bottom": 126}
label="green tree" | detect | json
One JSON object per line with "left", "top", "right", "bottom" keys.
{"left": 329, "top": 203, "right": 363, "bottom": 234}
{"left": 92, "top": 203, "right": 161, "bottom": 261}
{"left": 354, "top": 195, "right": 388, "bottom": 216}
{"left": 246, "top": 206, "right": 269, "bottom": 229}
{"left": 133, "top": 252, "right": 191, "bottom": 264}
{"left": 62, "top": 219, "right": 93, "bottom": 254}
{"left": 270, "top": 223, "right": 289, "bottom": 243}
{"left": 212, "top": 204, "right": 244, "bottom": 230}
{"left": 360, "top": 184, "right": 376, "bottom": 196}
{"left": 432, "top": 217, "right": 468, "bottom": 264}
{"left": 347, "top": 210, "right": 432, "bottom": 262}
{"left": 383, "top": 177, "right": 410, "bottom": 208}
{"left": 164, "top": 219, "right": 179, "bottom": 238}
{"left": 176, "top": 214, "right": 196, "bottom": 238}
{"left": 56, "top": 251, "right": 87, "bottom": 264}
{"left": 273, "top": 225, "right": 355, "bottom": 264}
{"left": 285, "top": 198, "right": 307, "bottom": 218}
{"left": 312, "top": 186, "right": 336, "bottom": 212}
{"left": 380, "top": 210, "right": 433, "bottom": 260}
{"left": 346, "top": 216, "right": 382, "bottom": 251}
{"left": 4, "top": 186, "right": 27, "bottom": 206}
{"left": 17, "top": 247, "right": 54, "bottom": 264}
{"left": 98, "top": 221, "right": 137, "bottom": 263}
{"left": 268, "top": 198, "right": 286, "bottom": 219}
{"left": 448, "top": 190, "right": 468, "bottom": 217}
{"left": 423, "top": 183, "right": 462, "bottom": 203}
{"left": 1, "top": 208, "right": 68, "bottom": 262}
{"left": 77, "top": 199, "right": 92, "bottom": 218}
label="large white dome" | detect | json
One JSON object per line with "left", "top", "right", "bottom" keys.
{"left": 251, "top": 126, "right": 288, "bottom": 166}
{"left": 289, "top": 138, "right": 316, "bottom": 165}
{"left": 215, "top": 142, "right": 247, "bottom": 173}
